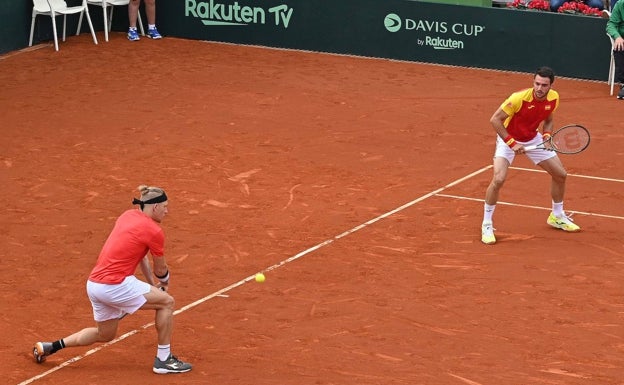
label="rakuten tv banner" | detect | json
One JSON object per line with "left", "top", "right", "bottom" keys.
{"left": 155, "top": 0, "right": 607, "bottom": 80}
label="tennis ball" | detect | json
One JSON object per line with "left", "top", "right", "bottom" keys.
{"left": 255, "top": 273, "right": 265, "bottom": 283}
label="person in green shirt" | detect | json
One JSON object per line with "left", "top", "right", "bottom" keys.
{"left": 607, "top": 0, "right": 624, "bottom": 99}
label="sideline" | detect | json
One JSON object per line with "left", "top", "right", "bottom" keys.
{"left": 436, "top": 194, "right": 624, "bottom": 221}
{"left": 510, "top": 166, "right": 624, "bottom": 183}
{"left": 17, "top": 165, "right": 493, "bottom": 385}
{"left": 437, "top": 166, "right": 624, "bottom": 220}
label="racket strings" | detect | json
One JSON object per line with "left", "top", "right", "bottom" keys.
{"left": 551, "top": 125, "right": 590, "bottom": 153}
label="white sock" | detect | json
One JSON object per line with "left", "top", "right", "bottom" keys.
{"left": 148, "top": 24, "right": 156, "bottom": 30}
{"left": 157, "top": 344, "right": 171, "bottom": 361}
{"left": 483, "top": 203, "right": 496, "bottom": 224}
{"left": 552, "top": 201, "right": 564, "bottom": 217}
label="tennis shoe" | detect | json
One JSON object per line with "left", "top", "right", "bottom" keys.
{"left": 153, "top": 354, "right": 192, "bottom": 374}
{"left": 481, "top": 222, "right": 496, "bottom": 245}
{"left": 617, "top": 86, "right": 624, "bottom": 100}
{"left": 147, "top": 28, "right": 162, "bottom": 39}
{"left": 547, "top": 212, "right": 580, "bottom": 232}
{"left": 127, "top": 28, "right": 140, "bottom": 41}
{"left": 33, "top": 342, "right": 53, "bottom": 363}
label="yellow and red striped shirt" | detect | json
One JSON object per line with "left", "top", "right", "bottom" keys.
{"left": 500, "top": 88, "right": 558, "bottom": 142}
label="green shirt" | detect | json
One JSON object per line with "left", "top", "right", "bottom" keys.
{"left": 606, "top": 1, "right": 624, "bottom": 40}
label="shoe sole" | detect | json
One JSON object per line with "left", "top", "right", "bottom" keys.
{"left": 547, "top": 219, "right": 581, "bottom": 232}
{"left": 153, "top": 367, "right": 192, "bottom": 374}
{"left": 481, "top": 238, "right": 496, "bottom": 245}
{"left": 547, "top": 223, "right": 580, "bottom": 232}
{"left": 147, "top": 36, "right": 162, "bottom": 39}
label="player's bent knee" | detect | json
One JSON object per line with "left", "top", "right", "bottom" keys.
{"left": 551, "top": 170, "right": 567, "bottom": 183}
{"left": 96, "top": 326, "right": 118, "bottom": 342}
{"left": 155, "top": 292, "right": 175, "bottom": 309}
{"left": 490, "top": 177, "right": 506, "bottom": 190}
{"left": 164, "top": 294, "right": 175, "bottom": 309}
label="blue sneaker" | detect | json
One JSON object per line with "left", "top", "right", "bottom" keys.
{"left": 127, "top": 28, "right": 140, "bottom": 41}
{"left": 147, "top": 28, "right": 162, "bottom": 39}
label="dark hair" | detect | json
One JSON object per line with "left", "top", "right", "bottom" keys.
{"left": 535, "top": 66, "right": 555, "bottom": 84}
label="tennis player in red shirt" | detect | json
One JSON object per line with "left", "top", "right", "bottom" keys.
{"left": 481, "top": 67, "right": 580, "bottom": 245}
{"left": 33, "top": 185, "right": 192, "bottom": 374}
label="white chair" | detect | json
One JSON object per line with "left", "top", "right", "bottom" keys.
{"left": 608, "top": 33, "right": 616, "bottom": 96}
{"left": 604, "top": 10, "right": 617, "bottom": 95}
{"left": 79, "top": 0, "right": 145, "bottom": 42}
{"left": 29, "top": 0, "right": 98, "bottom": 51}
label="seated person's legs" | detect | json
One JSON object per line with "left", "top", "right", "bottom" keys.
{"left": 550, "top": 0, "right": 566, "bottom": 11}
{"left": 586, "top": 0, "right": 604, "bottom": 9}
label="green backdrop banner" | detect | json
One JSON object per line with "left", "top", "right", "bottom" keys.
{"left": 2, "top": 1, "right": 610, "bottom": 81}
{"left": 157, "top": 0, "right": 609, "bottom": 80}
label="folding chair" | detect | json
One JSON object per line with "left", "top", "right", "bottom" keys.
{"left": 79, "top": 0, "right": 145, "bottom": 42}
{"left": 29, "top": 0, "right": 98, "bottom": 51}
{"left": 608, "top": 33, "right": 616, "bottom": 96}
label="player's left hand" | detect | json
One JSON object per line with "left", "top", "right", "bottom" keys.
{"left": 157, "top": 283, "right": 168, "bottom": 292}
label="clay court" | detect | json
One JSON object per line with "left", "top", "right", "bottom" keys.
{"left": 2, "top": 34, "right": 623, "bottom": 385}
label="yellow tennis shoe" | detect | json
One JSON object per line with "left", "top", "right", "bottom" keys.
{"left": 481, "top": 222, "right": 496, "bottom": 244}
{"left": 547, "top": 212, "right": 580, "bottom": 232}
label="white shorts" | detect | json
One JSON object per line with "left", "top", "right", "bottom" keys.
{"left": 494, "top": 133, "right": 557, "bottom": 165}
{"left": 87, "top": 276, "right": 151, "bottom": 322}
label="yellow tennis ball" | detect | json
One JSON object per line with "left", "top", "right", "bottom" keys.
{"left": 255, "top": 273, "right": 265, "bottom": 283}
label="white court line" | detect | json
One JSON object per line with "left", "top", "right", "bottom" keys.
{"left": 435, "top": 166, "right": 624, "bottom": 220}
{"left": 18, "top": 166, "right": 493, "bottom": 385}
{"left": 436, "top": 194, "right": 624, "bottom": 221}
{"left": 510, "top": 166, "right": 624, "bottom": 183}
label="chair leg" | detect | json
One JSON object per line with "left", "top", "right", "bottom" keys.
{"left": 610, "top": 55, "right": 615, "bottom": 96}
{"left": 103, "top": 5, "right": 111, "bottom": 42}
{"left": 108, "top": 5, "right": 114, "bottom": 34}
{"left": 138, "top": 12, "right": 145, "bottom": 36}
{"left": 62, "top": 14, "right": 67, "bottom": 42}
{"left": 29, "top": 13, "right": 36, "bottom": 47}
{"left": 51, "top": 13, "right": 59, "bottom": 51}
{"left": 83, "top": 9, "right": 99, "bottom": 45}
{"left": 77, "top": 10, "right": 84, "bottom": 35}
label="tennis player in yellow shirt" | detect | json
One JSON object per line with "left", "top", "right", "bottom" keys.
{"left": 481, "top": 66, "right": 580, "bottom": 245}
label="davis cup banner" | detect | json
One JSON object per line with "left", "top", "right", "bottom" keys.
{"left": 154, "top": 0, "right": 607, "bottom": 80}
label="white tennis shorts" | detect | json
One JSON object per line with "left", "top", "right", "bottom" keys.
{"left": 87, "top": 276, "right": 151, "bottom": 322}
{"left": 494, "top": 133, "right": 557, "bottom": 165}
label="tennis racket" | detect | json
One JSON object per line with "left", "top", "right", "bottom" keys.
{"left": 524, "top": 124, "right": 590, "bottom": 154}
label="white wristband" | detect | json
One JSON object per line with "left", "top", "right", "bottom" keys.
{"left": 156, "top": 271, "right": 170, "bottom": 284}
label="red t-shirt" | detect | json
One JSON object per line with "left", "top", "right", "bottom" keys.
{"left": 500, "top": 88, "right": 559, "bottom": 142}
{"left": 89, "top": 209, "right": 165, "bottom": 284}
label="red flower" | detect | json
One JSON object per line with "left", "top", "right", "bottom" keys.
{"left": 507, "top": 0, "right": 527, "bottom": 8}
{"left": 507, "top": 0, "right": 551, "bottom": 11}
{"left": 558, "top": 1, "right": 602, "bottom": 16}
{"left": 527, "top": 0, "right": 549, "bottom": 10}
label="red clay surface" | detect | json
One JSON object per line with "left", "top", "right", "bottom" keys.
{"left": 2, "top": 34, "right": 623, "bottom": 385}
